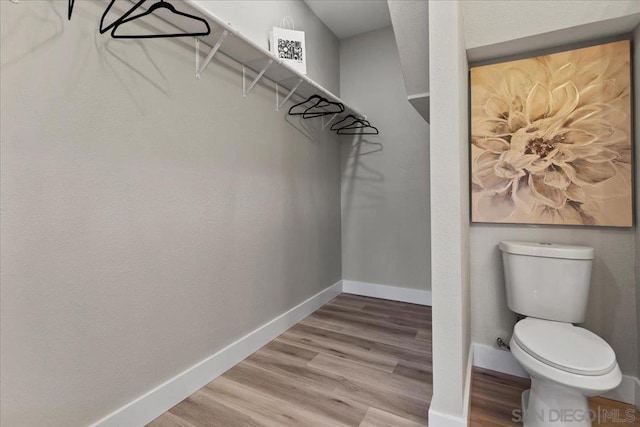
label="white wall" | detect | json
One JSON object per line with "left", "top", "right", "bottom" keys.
{"left": 463, "top": 0, "right": 640, "bottom": 51}
{"left": 0, "top": 1, "right": 341, "bottom": 426}
{"left": 339, "top": 27, "right": 431, "bottom": 291}
{"left": 387, "top": 0, "right": 430, "bottom": 121}
{"left": 464, "top": 1, "right": 640, "bottom": 378}
{"left": 196, "top": 0, "right": 340, "bottom": 94}
{"left": 387, "top": 0, "right": 429, "bottom": 97}
{"left": 428, "top": 1, "right": 471, "bottom": 425}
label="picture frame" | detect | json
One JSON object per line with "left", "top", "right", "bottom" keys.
{"left": 469, "top": 39, "right": 633, "bottom": 227}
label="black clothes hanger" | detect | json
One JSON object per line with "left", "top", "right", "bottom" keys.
{"left": 330, "top": 114, "right": 378, "bottom": 135}
{"left": 337, "top": 119, "right": 379, "bottom": 135}
{"left": 330, "top": 114, "right": 369, "bottom": 131}
{"left": 68, "top": 0, "right": 74, "bottom": 20}
{"left": 100, "top": 0, "right": 134, "bottom": 34}
{"left": 288, "top": 95, "right": 344, "bottom": 118}
{"left": 111, "top": 0, "right": 211, "bottom": 39}
{"left": 303, "top": 97, "right": 344, "bottom": 118}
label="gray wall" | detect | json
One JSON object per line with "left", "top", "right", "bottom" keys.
{"left": 0, "top": 1, "right": 341, "bottom": 426}
{"left": 339, "top": 27, "right": 431, "bottom": 291}
{"left": 465, "top": 5, "right": 639, "bottom": 378}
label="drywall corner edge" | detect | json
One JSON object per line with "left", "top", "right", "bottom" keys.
{"left": 90, "top": 280, "right": 343, "bottom": 427}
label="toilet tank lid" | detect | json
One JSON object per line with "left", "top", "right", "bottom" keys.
{"left": 499, "top": 241, "right": 594, "bottom": 260}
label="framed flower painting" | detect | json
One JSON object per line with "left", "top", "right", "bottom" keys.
{"left": 470, "top": 40, "right": 633, "bottom": 227}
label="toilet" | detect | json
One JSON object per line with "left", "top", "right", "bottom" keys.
{"left": 499, "top": 241, "right": 621, "bottom": 427}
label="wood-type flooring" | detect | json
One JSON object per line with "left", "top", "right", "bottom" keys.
{"left": 148, "top": 294, "right": 638, "bottom": 427}
{"left": 148, "top": 294, "right": 432, "bottom": 427}
{"left": 469, "top": 367, "right": 640, "bottom": 426}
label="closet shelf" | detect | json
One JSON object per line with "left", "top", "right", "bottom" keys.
{"left": 155, "top": 0, "right": 366, "bottom": 119}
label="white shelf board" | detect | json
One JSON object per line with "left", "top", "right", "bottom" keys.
{"left": 124, "top": 0, "right": 366, "bottom": 119}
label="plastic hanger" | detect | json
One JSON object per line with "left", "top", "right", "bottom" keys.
{"left": 337, "top": 120, "right": 379, "bottom": 135}
{"left": 288, "top": 95, "right": 344, "bottom": 118}
{"left": 68, "top": 0, "right": 74, "bottom": 20}
{"left": 330, "top": 114, "right": 369, "bottom": 131}
{"left": 330, "top": 114, "right": 378, "bottom": 135}
{"left": 111, "top": 0, "right": 211, "bottom": 39}
{"left": 303, "top": 97, "right": 344, "bottom": 118}
{"left": 100, "top": 0, "right": 137, "bottom": 34}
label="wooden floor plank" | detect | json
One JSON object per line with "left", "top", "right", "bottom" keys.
{"left": 359, "top": 407, "right": 427, "bottom": 427}
{"left": 469, "top": 367, "right": 640, "bottom": 427}
{"left": 276, "top": 332, "right": 399, "bottom": 373}
{"left": 242, "top": 345, "right": 345, "bottom": 392}
{"left": 147, "top": 412, "right": 196, "bottom": 427}
{"left": 300, "top": 315, "right": 427, "bottom": 352}
{"left": 393, "top": 360, "right": 432, "bottom": 383}
{"left": 168, "top": 392, "right": 262, "bottom": 427}
{"left": 203, "top": 377, "right": 342, "bottom": 427}
{"left": 308, "top": 353, "right": 429, "bottom": 400}
{"left": 223, "top": 361, "right": 369, "bottom": 425}
{"left": 333, "top": 381, "right": 430, "bottom": 423}
{"left": 311, "top": 308, "right": 420, "bottom": 339}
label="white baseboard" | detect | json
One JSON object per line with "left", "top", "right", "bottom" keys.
{"left": 602, "top": 374, "right": 640, "bottom": 408}
{"left": 472, "top": 343, "right": 639, "bottom": 406}
{"left": 90, "top": 281, "right": 343, "bottom": 427}
{"left": 342, "top": 280, "right": 432, "bottom": 306}
{"left": 428, "top": 408, "right": 468, "bottom": 427}
{"left": 473, "top": 343, "right": 528, "bottom": 378}
{"left": 427, "top": 343, "right": 473, "bottom": 427}
{"left": 462, "top": 345, "right": 473, "bottom": 422}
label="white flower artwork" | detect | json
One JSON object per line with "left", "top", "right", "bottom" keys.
{"left": 470, "top": 40, "right": 633, "bottom": 227}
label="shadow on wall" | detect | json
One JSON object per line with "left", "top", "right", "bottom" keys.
{"left": 0, "top": 0, "right": 63, "bottom": 69}
{"left": 284, "top": 114, "right": 325, "bottom": 145}
{"left": 341, "top": 137, "right": 385, "bottom": 212}
{"left": 484, "top": 239, "right": 518, "bottom": 340}
{"left": 585, "top": 257, "right": 622, "bottom": 345}
{"left": 102, "top": 37, "right": 170, "bottom": 111}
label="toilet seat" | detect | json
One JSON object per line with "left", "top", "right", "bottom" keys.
{"left": 513, "top": 318, "right": 616, "bottom": 376}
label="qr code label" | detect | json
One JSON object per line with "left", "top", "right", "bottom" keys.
{"left": 278, "top": 39, "right": 303, "bottom": 62}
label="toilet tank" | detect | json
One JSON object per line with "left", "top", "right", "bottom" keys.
{"left": 499, "top": 241, "right": 594, "bottom": 323}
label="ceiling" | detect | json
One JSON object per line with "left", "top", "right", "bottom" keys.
{"left": 303, "top": 0, "right": 392, "bottom": 40}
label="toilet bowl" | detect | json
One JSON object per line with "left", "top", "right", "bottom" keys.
{"left": 510, "top": 318, "right": 621, "bottom": 427}
{"left": 499, "top": 241, "right": 622, "bottom": 427}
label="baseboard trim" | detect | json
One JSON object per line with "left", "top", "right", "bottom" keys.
{"left": 90, "top": 281, "right": 343, "bottom": 427}
{"left": 462, "top": 345, "right": 473, "bottom": 422}
{"left": 472, "top": 343, "right": 639, "bottom": 406}
{"left": 426, "top": 344, "right": 473, "bottom": 427}
{"left": 473, "top": 343, "right": 528, "bottom": 378}
{"left": 428, "top": 408, "right": 468, "bottom": 427}
{"left": 342, "top": 280, "right": 432, "bottom": 306}
{"left": 602, "top": 374, "right": 640, "bottom": 407}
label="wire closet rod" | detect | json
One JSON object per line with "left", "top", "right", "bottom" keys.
{"left": 179, "top": 0, "right": 366, "bottom": 119}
